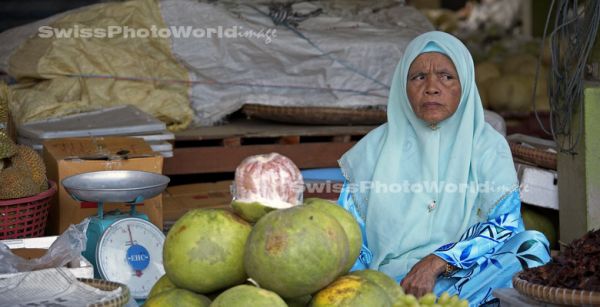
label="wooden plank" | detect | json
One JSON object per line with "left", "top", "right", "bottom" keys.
{"left": 332, "top": 135, "right": 351, "bottom": 143}
{"left": 558, "top": 84, "right": 600, "bottom": 244}
{"left": 164, "top": 142, "right": 355, "bottom": 175}
{"left": 278, "top": 136, "right": 300, "bottom": 145}
{"left": 175, "top": 118, "right": 377, "bottom": 141}
{"left": 222, "top": 137, "right": 241, "bottom": 147}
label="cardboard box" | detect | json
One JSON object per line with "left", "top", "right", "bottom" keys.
{"left": 163, "top": 181, "right": 232, "bottom": 231}
{"left": 43, "top": 137, "right": 164, "bottom": 235}
{"left": 0, "top": 236, "right": 93, "bottom": 279}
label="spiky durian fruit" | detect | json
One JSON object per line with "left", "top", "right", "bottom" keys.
{"left": 0, "top": 130, "right": 17, "bottom": 159}
{"left": 0, "top": 165, "right": 39, "bottom": 199}
{"left": 11, "top": 145, "right": 48, "bottom": 192}
{"left": 0, "top": 82, "right": 9, "bottom": 126}
{"left": 0, "top": 82, "right": 11, "bottom": 130}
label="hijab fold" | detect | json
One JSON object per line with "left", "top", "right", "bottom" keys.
{"left": 339, "top": 31, "right": 517, "bottom": 278}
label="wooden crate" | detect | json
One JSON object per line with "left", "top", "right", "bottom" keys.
{"left": 164, "top": 119, "right": 377, "bottom": 175}
{"left": 162, "top": 180, "right": 233, "bottom": 232}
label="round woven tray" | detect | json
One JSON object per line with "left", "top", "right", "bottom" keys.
{"left": 78, "top": 278, "right": 130, "bottom": 307}
{"left": 508, "top": 141, "right": 557, "bottom": 170}
{"left": 242, "top": 104, "right": 386, "bottom": 125}
{"left": 513, "top": 273, "right": 600, "bottom": 306}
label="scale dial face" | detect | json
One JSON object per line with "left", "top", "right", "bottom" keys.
{"left": 96, "top": 217, "right": 165, "bottom": 299}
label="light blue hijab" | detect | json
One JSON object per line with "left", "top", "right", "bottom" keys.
{"left": 339, "top": 31, "right": 518, "bottom": 278}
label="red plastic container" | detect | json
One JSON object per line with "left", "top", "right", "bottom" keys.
{"left": 0, "top": 180, "right": 57, "bottom": 239}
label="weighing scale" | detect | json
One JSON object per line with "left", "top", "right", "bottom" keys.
{"left": 62, "top": 170, "right": 170, "bottom": 301}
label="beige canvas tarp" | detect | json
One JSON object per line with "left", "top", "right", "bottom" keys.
{"left": 6, "top": 0, "right": 193, "bottom": 131}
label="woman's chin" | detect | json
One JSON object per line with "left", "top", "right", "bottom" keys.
{"left": 420, "top": 114, "right": 448, "bottom": 125}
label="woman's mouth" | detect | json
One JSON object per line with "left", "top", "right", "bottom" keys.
{"left": 422, "top": 102, "right": 442, "bottom": 109}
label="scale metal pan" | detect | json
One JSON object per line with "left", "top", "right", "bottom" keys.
{"left": 62, "top": 170, "right": 170, "bottom": 203}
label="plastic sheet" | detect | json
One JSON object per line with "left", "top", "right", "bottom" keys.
{"left": 0, "top": 219, "right": 89, "bottom": 274}
{"left": 0, "top": 0, "right": 193, "bottom": 131}
{"left": 161, "top": 0, "right": 433, "bottom": 126}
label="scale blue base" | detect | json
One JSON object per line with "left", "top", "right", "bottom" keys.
{"left": 62, "top": 170, "right": 170, "bottom": 306}
{"left": 82, "top": 203, "right": 152, "bottom": 306}
{"left": 82, "top": 203, "right": 150, "bottom": 279}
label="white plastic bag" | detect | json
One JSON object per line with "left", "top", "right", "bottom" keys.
{"left": 0, "top": 219, "right": 89, "bottom": 274}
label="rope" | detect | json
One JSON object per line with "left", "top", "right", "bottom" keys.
{"left": 532, "top": 0, "right": 600, "bottom": 153}
{"left": 63, "top": 73, "right": 387, "bottom": 97}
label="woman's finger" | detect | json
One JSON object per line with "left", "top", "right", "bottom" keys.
{"left": 402, "top": 280, "right": 413, "bottom": 296}
{"left": 400, "top": 278, "right": 409, "bottom": 292}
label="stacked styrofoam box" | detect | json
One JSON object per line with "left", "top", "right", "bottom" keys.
{"left": 16, "top": 105, "right": 174, "bottom": 157}
{"left": 509, "top": 134, "right": 559, "bottom": 210}
{"left": 515, "top": 162, "right": 559, "bottom": 210}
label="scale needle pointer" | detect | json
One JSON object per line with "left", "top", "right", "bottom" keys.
{"left": 128, "top": 225, "right": 134, "bottom": 245}
{"left": 127, "top": 225, "right": 144, "bottom": 277}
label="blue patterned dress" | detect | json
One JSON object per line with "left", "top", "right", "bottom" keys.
{"left": 338, "top": 183, "right": 551, "bottom": 306}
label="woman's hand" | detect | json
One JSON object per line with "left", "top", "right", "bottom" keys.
{"left": 400, "top": 254, "right": 447, "bottom": 298}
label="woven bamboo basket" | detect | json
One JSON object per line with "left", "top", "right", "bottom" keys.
{"left": 78, "top": 278, "right": 130, "bottom": 307}
{"left": 508, "top": 141, "right": 557, "bottom": 170}
{"left": 242, "top": 104, "right": 386, "bottom": 125}
{"left": 513, "top": 273, "right": 600, "bottom": 306}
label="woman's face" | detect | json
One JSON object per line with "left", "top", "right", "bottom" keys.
{"left": 406, "top": 52, "right": 461, "bottom": 125}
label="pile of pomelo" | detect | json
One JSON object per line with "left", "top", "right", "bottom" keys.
{"left": 145, "top": 153, "right": 469, "bottom": 306}
{"left": 146, "top": 198, "right": 469, "bottom": 307}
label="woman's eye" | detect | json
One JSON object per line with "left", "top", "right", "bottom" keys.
{"left": 411, "top": 74, "right": 425, "bottom": 81}
{"left": 440, "top": 74, "right": 454, "bottom": 80}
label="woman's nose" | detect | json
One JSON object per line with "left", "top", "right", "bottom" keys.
{"left": 425, "top": 82, "right": 440, "bottom": 95}
{"left": 425, "top": 79, "right": 440, "bottom": 95}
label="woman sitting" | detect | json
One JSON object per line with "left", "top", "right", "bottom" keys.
{"left": 337, "top": 31, "right": 550, "bottom": 306}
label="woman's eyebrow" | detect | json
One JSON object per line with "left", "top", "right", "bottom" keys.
{"left": 434, "top": 68, "right": 455, "bottom": 74}
{"left": 407, "top": 71, "right": 426, "bottom": 78}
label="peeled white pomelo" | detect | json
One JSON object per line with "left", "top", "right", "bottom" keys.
{"left": 231, "top": 152, "right": 303, "bottom": 222}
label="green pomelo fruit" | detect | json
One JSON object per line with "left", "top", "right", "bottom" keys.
{"left": 350, "top": 269, "right": 404, "bottom": 302}
{"left": 304, "top": 198, "right": 363, "bottom": 274}
{"left": 164, "top": 209, "right": 252, "bottom": 293}
{"left": 148, "top": 274, "right": 177, "bottom": 299}
{"left": 231, "top": 200, "right": 292, "bottom": 223}
{"left": 475, "top": 61, "right": 501, "bottom": 85}
{"left": 310, "top": 275, "right": 391, "bottom": 307}
{"left": 144, "top": 288, "right": 210, "bottom": 307}
{"left": 210, "top": 285, "right": 287, "bottom": 307}
{"left": 487, "top": 75, "right": 535, "bottom": 112}
{"left": 501, "top": 53, "right": 538, "bottom": 74}
{"left": 522, "top": 206, "right": 557, "bottom": 248}
{"left": 244, "top": 206, "right": 349, "bottom": 298}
